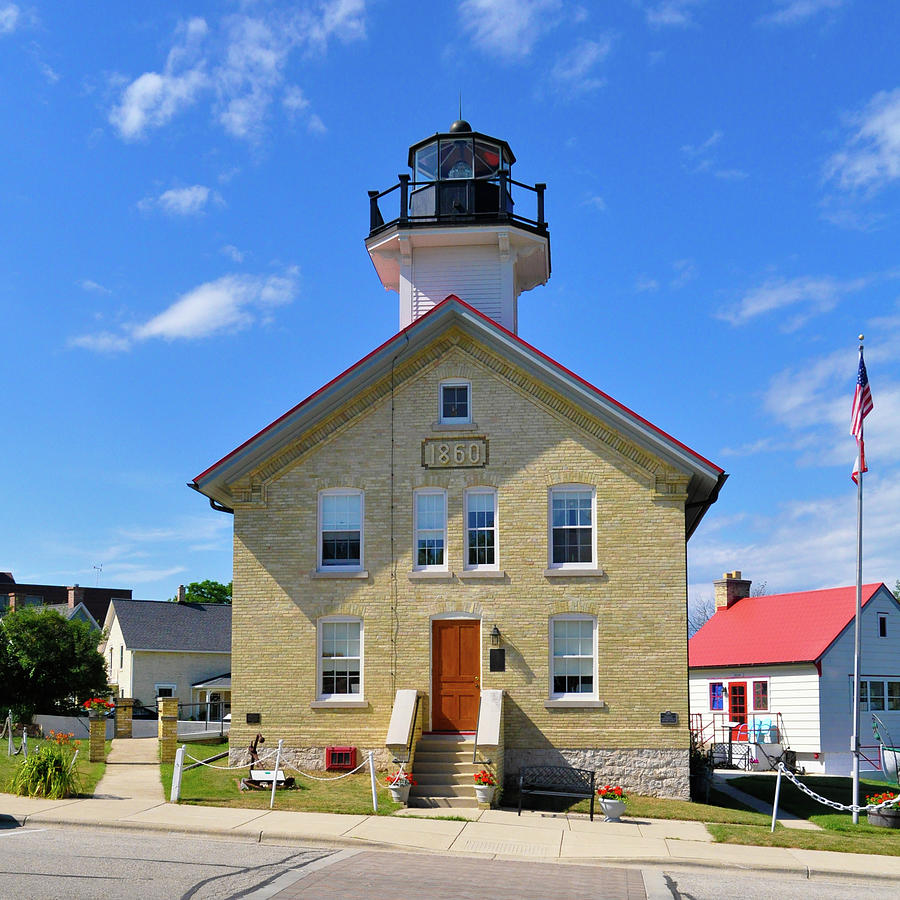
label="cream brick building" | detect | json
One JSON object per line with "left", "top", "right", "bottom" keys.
{"left": 192, "top": 121, "right": 725, "bottom": 802}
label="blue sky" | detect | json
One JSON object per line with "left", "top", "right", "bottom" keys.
{"left": 3, "top": 0, "right": 898, "bottom": 606}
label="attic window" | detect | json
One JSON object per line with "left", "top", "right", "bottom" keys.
{"left": 879, "top": 614, "right": 888, "bottom": 638}
{"left": 440, "top": 381, "right": 471, "bottom": 424}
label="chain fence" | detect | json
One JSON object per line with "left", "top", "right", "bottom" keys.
{"left": 771, "top": 761, "right": 899, "bottom": 832}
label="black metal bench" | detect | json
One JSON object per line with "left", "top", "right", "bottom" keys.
{"left": 517, "top": 765, "right": 595, "bottom": 821}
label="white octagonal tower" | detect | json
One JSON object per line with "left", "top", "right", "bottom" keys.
{"left": 365, "top": 120, "right": 550, "bottom": 334}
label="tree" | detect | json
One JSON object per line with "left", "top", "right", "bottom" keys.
{"left": 894, "top": 580, "right": 900, "bottom": 601}
{"left": 688, "top": 595, "right": 716, "bottom": 637}
{"left": 170, "top": 579, "right": 232, "bottom": 604}
{"left": 0, "top": 607, "right": 109, "bottom": 720}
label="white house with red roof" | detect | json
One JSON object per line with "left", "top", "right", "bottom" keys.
{"left": 689, "top": 572, "right": 900, "bottom": 775}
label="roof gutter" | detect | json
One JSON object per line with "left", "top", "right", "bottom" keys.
{"left": 188, "top": 481, "right": 233, "bottom": 515}
{"left": 684, "top": 471, "right": 729, "bottom": 541}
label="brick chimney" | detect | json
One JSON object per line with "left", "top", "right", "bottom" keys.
{"left": 67, "top": 584, "right": 85, "bottom": 610}
{"left": 714, "top": 571, "right": 751, "bottom": 612}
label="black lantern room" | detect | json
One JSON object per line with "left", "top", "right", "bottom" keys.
{"left": 368, "top": 120, "right": 547, "bottom": 236}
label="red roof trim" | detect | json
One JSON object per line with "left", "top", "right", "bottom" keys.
{"left": 195, "top": 295, "right": 723, "bottom": 483}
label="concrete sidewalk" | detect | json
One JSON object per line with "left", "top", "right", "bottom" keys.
{"left": 93, "top": 737, "right": 164, "bottom": 801}
{"left": 3, "top": 790, "right": 900, "bottom": 881}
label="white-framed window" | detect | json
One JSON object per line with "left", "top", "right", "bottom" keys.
{"left": 119, "top": 646, "right": 123, "bottom": 668}
{"left": 155, "top": 684, "right": 176, "bottom": 698}
{"left": 414, "top": 489, "right": 447, "bottom": 570}
{"left": 549, "top": 615, "right": 597, "bottom": 699}
{"left": 465, "top": 488, "right": 498, "bottom": 570}
{"left": 859, "top": 678, "right": 900, "bottom": 712}
{"left": 318, "top": 489, "right": 364, "bottom": 571}
{"left": 548, "top": 485, "right": 596, "bottom": 569}
{"left": 318, "top": 617, "right": 363, "bottom": 699}
{"left": 439, "top": 380, "right": 471, "bottom": 424}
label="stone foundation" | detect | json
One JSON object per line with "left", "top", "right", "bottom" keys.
{"left": 504, "top": 747, "right": 689, "bottom": 800}
{"left": 229, "top": 745, "right": 394, "bottom": 772}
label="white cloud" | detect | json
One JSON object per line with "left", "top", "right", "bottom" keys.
{"left": 582, "top": 194, "right": 607, "bottom": 211}
{"left": 68, "top": 331, "right": 132, "bottom": 353}
{"left": 110, "top": 5, "right": 363, "bottom": 143}
{"left": 458, "top": 0, "right": 561, "bottom": 60}
{"left": 0, "top": 4, "right": 19, "bottom": 34}
{"left": 646, "top": 0, "right": 703, "bottom": 28}
{"left": 689, "top": 472, "right": 900, "bottom": 601}
{"left": 139, "top": 184, "right": 222, "bottom": 216}
{"left": 307, "top": 113, "right": 327, "bottom": 135}
{"left": 635, "top": 276, "right": 659, "bottom": 293}
{"left": 109, "top": 18, "right": 209, "bottom": 140}
{"left": 825, "top": 88, "right": 900, "bottom": 195}
{"left": 221, "top": 244, "right": 244, "bottom": 263}
{"left": 134, "top": 270, "right": 298, "bottom": 341}
{"left": 670, "top": 258, "right": 697, "bottom": 289}
{"left": 758, "top": 0, "right": 844, "bottom": 27}
{"left": 70, "top": 269, "right": 299, "bottom": 351}
{"left": 549, "top": 36, "right": 611, "bottom": 94}
{"left": 719, "top": 274, "right": 869, "bottom": 328}
{"left": 79, "top": 279, "right": 112, "bottom": 295}
{"left": 681, "top": 130, "right": 747, "bottom": 179}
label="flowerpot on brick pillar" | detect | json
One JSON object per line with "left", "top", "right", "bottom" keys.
{"left": 88, "top": 712, "right": 106, "bottom": 762}
{"left": 158, "top": 697, "right": 178, "bottom": 763}
{"left": 115, "top": 698, "right": 134, "bottom": 739}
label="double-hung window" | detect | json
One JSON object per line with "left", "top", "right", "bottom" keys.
{"left": 318, "top": 490, "right": 363, "bottom": 571}
{"left": 465, "top": 489, "right": 498, "bottom": 569}
{"left": 439, "top": 380, "right": 471, "bottom": 424}
{"left": 414, "top": 490, "right": 447, "bottom": 570}
{"left": 550, "top": 615, "right": 596, "bottom": 699}
{"left": 709, "top": 682, "right": 725, "bottom": 710}
{"left": 319, "top": 618, "right": 362, "bottom": 699}
{"left": 549, "top": 485, "right": 595, "bottom": 569}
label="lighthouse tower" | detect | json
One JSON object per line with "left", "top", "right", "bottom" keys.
{"left": 365, "top": 120, "right": 550, "bottom": 335}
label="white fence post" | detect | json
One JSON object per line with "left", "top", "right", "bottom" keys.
{"left": 369, "top": 750, "right": 378, "bottom": 813}
{"left": 269, "top": 739, "right": 283, "bottom": 810}
{"left": 6, "top": 711, "right": 11, "bottom": 756}
{"left": 22, "top": 727, "right": 27, "bottom": 759}
{"left": 770, "top": 765, "right": 783, "bottom": 833}
{"left": 170, "top": 745, "right": 186, "bottom": 803}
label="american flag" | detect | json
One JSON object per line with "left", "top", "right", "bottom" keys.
{"left": 851, "top": 349, "right": 873, "bottom": 484}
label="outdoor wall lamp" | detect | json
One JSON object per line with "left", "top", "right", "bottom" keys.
{"left": 490, "top": 624, "right": 501, "bottom": 647}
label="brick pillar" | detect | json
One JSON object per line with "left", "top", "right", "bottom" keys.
{"left": 158, "top": 697, "right": 178, "bottom": 763}
{"left": 115, "top": 698, "right": 134, "bottom": 738}
{"left": 89, "top": 713, "right": 106, "bottom": 762}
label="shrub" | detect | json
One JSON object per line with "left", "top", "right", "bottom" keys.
{"left": 9, "top": 737, "right": 82, "bottom": 799}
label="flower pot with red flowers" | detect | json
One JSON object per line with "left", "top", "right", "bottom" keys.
{"left": 83, "top": 697, "right": 114, "bottom": 718}
{"left": 597, "top": 785, "right": 627, "bottom": 822}
{"left": 387, "top": 771, "right": 416, "bottom": 804}
{"left": 866, "top": 791, "right": 900, "bottom": 828}
{"left": 474, "top": 769, "right": 496, "bottom": 805}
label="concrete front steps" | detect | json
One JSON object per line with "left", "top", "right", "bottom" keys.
{"left": 408, "top": 733, "right": 480, "bottom": 809}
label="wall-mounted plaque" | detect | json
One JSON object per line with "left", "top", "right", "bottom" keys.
{"left": 246, "top": 712, "right": 261, "bottom": 724}
{"left": 659, "top": 711, "right": 678, "bottom": 726}
{"left": 422, "top": 437, "right": 488, "bottom": 469}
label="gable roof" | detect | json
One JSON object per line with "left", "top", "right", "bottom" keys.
{"left": 192, "top": 297, "right": 725, "bottom": 537}
{"left": 104, "top": 599, "right": 231, "bottom": 653}
{"left": 689, "top": 582, "right": 889, "bottom": 668}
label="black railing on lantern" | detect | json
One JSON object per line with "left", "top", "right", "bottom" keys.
{"left": 368, "top": 174, "right": 547, "bottom": 237}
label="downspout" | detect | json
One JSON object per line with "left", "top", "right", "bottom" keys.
{"left": 187, "top": 481, "right": 234, "bottom": 515}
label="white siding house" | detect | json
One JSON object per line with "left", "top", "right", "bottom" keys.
{"left": 689, "top": 574, "right": 900, "bottom": 775}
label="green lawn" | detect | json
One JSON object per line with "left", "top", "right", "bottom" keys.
{"left": 0, "top": 738, "right": 109, "bottom": 797}
{"left": 709, "top": 774, "right": 900, "bottom": 856}
{"left": 161, "top": 742, "right": 404, "bottom": 816}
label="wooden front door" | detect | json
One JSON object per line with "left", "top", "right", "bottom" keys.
{"left": 728, "top": 681, "right": 747, "bottom": 740}
{"left": 432, "top": 620, "right": 480, "bottom": 732}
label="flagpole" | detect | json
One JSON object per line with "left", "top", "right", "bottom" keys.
{"left": 851, "top": 333, "right": 865, "bottom": 824}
